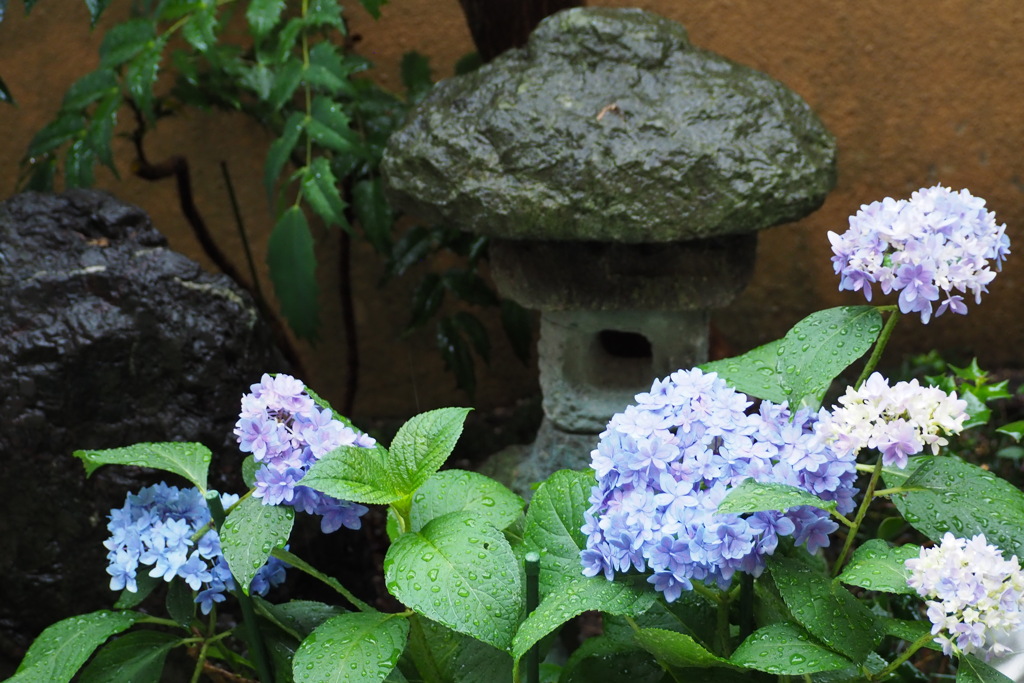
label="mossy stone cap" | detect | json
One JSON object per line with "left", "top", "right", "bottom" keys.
{"left": 382, "top": 7, "right": 836, "bottom": 243}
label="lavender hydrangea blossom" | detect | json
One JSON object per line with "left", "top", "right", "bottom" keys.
{"left": 581, "top": 368, "right": 858, "bottom": 601}
{"left": 234, "top": 373, "right": 374, "bottom": 533}
{"left": 905, "top": 533, "right": 1024, "bottom": 660}
{"left": 829, "top": 185, "right": 1009, "bottom": 323}
{"left": 816, "top": 372, "right": 968, "bottom": 469}
{"left": 104, "top": 483, "right": 288, "bottom": 614}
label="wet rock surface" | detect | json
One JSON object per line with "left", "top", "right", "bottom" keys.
{"left": 0, "top": 190, "right": 284, "bottom": 667}
{"left": 383, "top": 7, "right": 836, "bottom": 242}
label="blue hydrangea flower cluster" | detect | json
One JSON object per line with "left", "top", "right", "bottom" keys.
{"left": 580, "top": 369, "right": 858, "bottom": 601}
{"left": 234, "top": 373, "right": 374, "bottom": 533}
{"left": 829, "top": 185, "right": 1009, "bottom": 323}
{"left": 104, "top": 483, "right": 288, "bottom": 614}
{"left": 906, "top": 533, "right": 1024, "bottom": 660}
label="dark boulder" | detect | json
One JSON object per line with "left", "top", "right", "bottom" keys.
{"left": 0, "top": 190, "right": 284, "bottom": 666}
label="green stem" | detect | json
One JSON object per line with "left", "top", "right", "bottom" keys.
{"left": 854, "top": 309, "right": 901, "bottom": 389}
{"left": 715, "top": 590, "right": 731, "bottom": 656}
{"left": 271, "top": 547, "right": 374, "bottom": 612}
{"left": 407, "top": 613, "right": 445, "bottom": 683}
{"left": 832, "top": 457, "right": 885, "bottom": 577}
{"left": 872, "top": 631, "right": 934, "bottom": 680}
{"left": 524, "top": 552, "right": 541, "bottom": 683}
{"left": 872, "top": 487, "right": 912, "bottom": 497}
{"left": 206, "top": 492, "right": 275, "bottom": 683}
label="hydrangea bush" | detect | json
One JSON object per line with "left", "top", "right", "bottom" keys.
{"left": 13, "top": 185, "right": 1024, "bottom": 683}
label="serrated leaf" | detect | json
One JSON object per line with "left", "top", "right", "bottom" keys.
{"left": 384, "top": 512, "right": 523, "bottom": 651}
{"left": 264, "top": 111, "right": 305, "bottom": 199}
{"left": 293, "top": 613, "right": 408, "bottom": 683}
{"left": 247, "top": 0, "right": 285, "bottom": 39}
{"left": 65, "top": 139, "right": 96, "bottom": 188}
{"left": 220, "top": 495, "right": 294, "bottom": 594}
{"left": 699, "top": 339, "right": 789, "bottom": 404}
{"left": 558, "top": 634, "right": 659, "bottom": 683}
{"left": 729, "top": 622, "right": 852, "bottom": 675}
{"left": 182, "top": 7, "right": 218, "bottom": 52}
{"left": 957, "top": 654, "right": 1015, "bottom": 682}
{"left": 885, "top": 455, "right": 1024, "bottom": 559}
{"left": 716, "top": 479, "right": 838, "bottom": 516}
{"left": 301, "top": 157, "right": 348, "bottom": 228}
{"left": 267, "top": 206, "right": 319, "bottom": 339}
{"left": 84, "top": 0, "right": 114, "bottom": 25}
{"left": 268, "top": 58, "right": 303, "bottom": 108}
{"left": 73, "top": 442, "right": 211, "bottom": 492}
{"left": 306, "top": 0, "right": 343, "bottom": 29}
{"left": 125, "top": 36, "right": 167, "bottom": 119}
{"left": 353, "top": 177, "right": 392, "bottom": 254}
{"left": 776, "top": 306, "right": 883, "bottom": 408}
{"left": 523, "top": 470, "right": 594, "bottom": 595}
{"left": 27, "top": 113, "right": 86, "bottom": 157}
{"left": 308, "top": 95, "right": 356, "bottom": 153}
{"left": 62, "top": 69, "right": 117, "bottom": 110}
{"left": 633, "top": 628, "right": 735, "bottom": 669}
{"left": 388, "top": 407, "right": 471, "bottom": 494}
{"left": 410, "top": 469, "right": 523, "bottom": 533}
{"left": 769, "top": 555, "right": 881, "bottom": 663}
{"left": 12, "top": 611, "right": 139, "bottom": 682}
{"left": 77, "top": 629, "right": 179, "bottom": 683}
{"left": 836, "top": 539, "right": 919, "bottom": 595}
{"left": 303, "top": 444, "right": 403, "bottom": 504}
{"left": 511, "top": 577, "right": 653, "bottom": 661}
{"left": 86, "top": 90, "right": 120, "bottom": 171}
{"left": 416, "top": 618, "right": 512, "bottom": 682}
{"left": 99, "top": 18, "right": 156, "bottom": 68}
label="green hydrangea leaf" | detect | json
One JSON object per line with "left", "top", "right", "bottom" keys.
{"left": 220, "top": 495, "right": 294, "bottom": 594}
{"left": 12, "top": 611, "right": 140, "bottom": 682}
{"left": 730, "top": 622, "right": 852, "bottom": 675}
{"left": 293, "top": 612, "right": 409, "bottom": 683}
{"left": 77, "top": 630, "right": 179, "bottom": 683}
{"left": 74, "top": 442, "right": 211, "bottom": 493}
{"left": 836, "top": 539, "right": 920, "bottom": 595}
{"left": 384, "top": 512, "right": 522, "bottom": 651}
{"left": 267, "top": 206, "right": 319, "bottom": 340}
{"left": 410, "top": 469, "right": 523, "bottom": 533}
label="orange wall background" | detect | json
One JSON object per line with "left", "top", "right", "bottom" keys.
{"left": 1, "top": 1, "right": 1022, "bottom": 417}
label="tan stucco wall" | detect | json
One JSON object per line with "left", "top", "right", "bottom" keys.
{"left": 1, "top": 1, "right": 1022, "bottom": 417}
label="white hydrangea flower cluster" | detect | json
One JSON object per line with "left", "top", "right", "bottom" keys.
{"left": 905, "top": 533, "right": 1024, "bottom": 660}
{"left": 816, "top": 372, "right": 967, "bottom": 469}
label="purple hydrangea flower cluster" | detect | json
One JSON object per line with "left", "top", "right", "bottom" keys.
{"left": 104, "top": 483, "right": 288, "bottom": 614}
{"left": 829, "top": 185, "right": 1009, "bottom": 323}
{"left": 905, "top": 533, "right": 1024, "bottom": 660}
{"left": 580, "top": 369, "right": 858, "bottom": 601}
{"left": 234, "top": 374, "right": 374, "bottom": 533}
{"left": 816, "top": 372, "right": 968, "bottom": 469}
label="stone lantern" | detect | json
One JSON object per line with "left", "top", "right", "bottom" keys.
{"left": 381, "top": 8, "right": 836, "bottom": 492}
